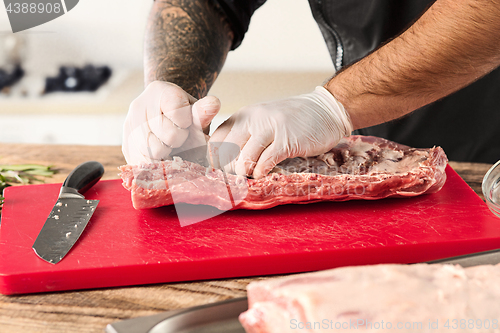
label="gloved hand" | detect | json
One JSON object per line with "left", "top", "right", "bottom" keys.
{"left": 122, "top": 81, "right": 221, "bottom": 165}
{"left": 209, "top": 86, "right": 353, "bottom": 179}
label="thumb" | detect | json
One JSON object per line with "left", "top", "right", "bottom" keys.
{"left": 192, "top": 96, "right": 221, "bottom": 131}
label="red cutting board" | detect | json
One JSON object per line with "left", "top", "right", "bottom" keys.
{"left": 1, "top": 166, "right": 500, "bottom": 295}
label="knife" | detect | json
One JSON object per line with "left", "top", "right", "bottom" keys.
{"left": 32, "top": 161, "right": 104, "bottom": 264}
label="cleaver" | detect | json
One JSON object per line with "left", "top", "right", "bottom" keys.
{"left": 32, "top": 161, "right": 104, "bottom": 264}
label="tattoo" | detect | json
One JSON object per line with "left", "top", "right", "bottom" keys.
{"left": 144, "top": 0, "right": 233, "bottom": 98}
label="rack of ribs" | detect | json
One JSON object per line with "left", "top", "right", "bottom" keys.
{"left": 119, "top": 135, "right": 448, "bottom": 210}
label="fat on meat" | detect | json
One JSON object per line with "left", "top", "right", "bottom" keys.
{"left": 119, "top": 135, "right": 448, "bottom": 210}
{"left": 239, "top": 263, "right": 500, "bottom": 333}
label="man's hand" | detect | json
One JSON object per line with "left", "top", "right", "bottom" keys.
{"left": 326, "top": 0, "right": 500, "bottom": 130}
{"left": 122, "top": 81, "right": 220, "bottom": 165}
{"left": 210, "top": 86, "right": 353, "bottom": 179}
{"left": 125, "top": 0, "right": 233, "bottom": 165}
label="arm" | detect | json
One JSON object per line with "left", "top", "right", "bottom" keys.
{"left": 325, "top": 0, "right": 500, "bottom": 130}
{"left": 209, "top": 0, "right": 500, "bottom": 178}
{"left": 123, "top": 0, "right": 234, "bottom": 165}
{"left": 144, "top": 0, "right": 234, "bottom": 98}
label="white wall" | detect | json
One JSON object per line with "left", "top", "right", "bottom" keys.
{"left": 224, "top": 0, "right": 334, "bottom": 71}
{"left": 0, "top": 0, "right": 334, "bottom": 73}
{"left": 0, "top": 0, "right": 335, "bottom": 145}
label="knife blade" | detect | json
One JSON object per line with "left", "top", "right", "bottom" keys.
{"left": 32, "top": 161, "right": 104, "bottom": 264}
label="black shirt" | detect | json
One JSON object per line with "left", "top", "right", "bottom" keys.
{"left": 212, "top": 0, "right": 266, "bottom": 50}
{"left": 214, "top": 0, "right": 500, "bottom": 163}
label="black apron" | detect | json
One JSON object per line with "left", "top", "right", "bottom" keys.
{"left": 308, "top": 0, "right": 500, "bottom": 163}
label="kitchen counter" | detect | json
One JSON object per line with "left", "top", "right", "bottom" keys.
{"left": 0, "top": 143, "right": 494, "bottom": 332}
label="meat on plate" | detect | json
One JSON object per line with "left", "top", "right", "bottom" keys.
{"left": 239, "top": 263, "right": 500, "bottom": 333}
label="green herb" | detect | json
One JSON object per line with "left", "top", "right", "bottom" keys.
{"left": 0, "top": 164, "right": 57, "bottom": 214}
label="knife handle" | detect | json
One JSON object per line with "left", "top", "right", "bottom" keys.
{"left": 62, "top": 161, "right": 105, "bottom": 194}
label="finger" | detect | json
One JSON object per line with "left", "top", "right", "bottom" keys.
{"left": 145, "top": 131, "right": 173, "bottom": 161}
{"left": 122, "top": 99, "right": 152, "bottom": 165}
{"left": 135, "top": 124, "right": 169, "bottom": 161}
{"left": 123, "top": 118, "right": 152, "bottom": 165}
{"left": 151, "top": 83, "right": 192, "bottom": 148}
{"left": 159, "top": 86, "right": 193, "bottom": 129}
{"left": 234, "top": 135, "right": 272, "bottom": 177}
{"left": 162, "top": 105, "right": 192, "bottom": 129}
{"left": 252, "top": 142, "right": 288, "bottom": 179}
{"left": 147, "top": 110, "right": 190, "bottom": 148}
{"left": 152, "top": 80, "right": 197, "bottom": 104}
{"left": 210, "top": 118, "right": 249, "bottom": 172}
{"left": 123, "top": 145, "right": 149, "bottom": 165}
{"left": 123, "top": 142, "right": 149, "bottom": 165}
{"left": 122, "top": 113, "right": 135, "bottom": 164}
{"left": 219, "top": 129, "right": 251, "bottom": 173}
{"left": 122, "top": 118, "right": 145, "bottom": 165}
{"left": 192, "top": 96, "right": 221, "bottom": 130}
{"left": 171, "top": 125, "right": 208, "bottom": 157}
{"left": 208, "top": 117, "right": 238, "bottom": 170}
{"left": 146, "top": 80, "right": 197, "bottom": 105}
{"left": 209, "top": 116, "right": 234, "bottom": 143}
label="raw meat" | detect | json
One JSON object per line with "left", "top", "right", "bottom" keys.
{"left": 239, "top": 263, "right": 500, "bottom": 333}
{"left": 119, "top": 135, "right": 448, "bottom": 210}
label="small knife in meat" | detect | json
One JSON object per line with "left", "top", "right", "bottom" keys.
{"left": 32, "top": 161, "right": 104, "bottom": 264}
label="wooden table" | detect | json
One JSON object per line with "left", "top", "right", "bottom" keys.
{"left": 0, "top": 143, "right": 494, "bottom": 332}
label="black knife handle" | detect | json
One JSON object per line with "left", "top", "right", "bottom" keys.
{"left": 62, "top": 161, "right": 104, "bottom": 194}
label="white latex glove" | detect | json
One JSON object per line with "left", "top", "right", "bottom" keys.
{"left": 209, "top": 86, "right": 353, "bottom": 179}
{"left": 122, "top": 81, "right": 221, "bottom": 165}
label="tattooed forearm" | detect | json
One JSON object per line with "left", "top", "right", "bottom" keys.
{"left": 144, "top": 0, "right": 234, "bottom": 99}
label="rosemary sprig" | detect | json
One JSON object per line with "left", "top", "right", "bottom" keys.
{"left": 0, "top": 164, "right": 57, "bottom": 214}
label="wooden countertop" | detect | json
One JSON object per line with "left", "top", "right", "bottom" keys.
{"left": 0, "top": 143, "right": 494, "bottom": 332}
